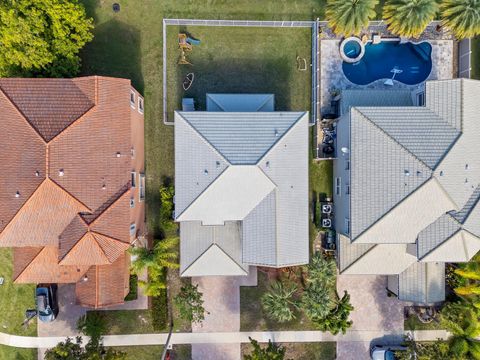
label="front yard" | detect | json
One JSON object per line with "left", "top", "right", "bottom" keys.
{"left": 242, "top": 342, "right": 336, "bottom": 360}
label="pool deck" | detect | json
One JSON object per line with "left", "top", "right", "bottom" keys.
{"left": 320, "top": 38, "right": 454, "bottom": 113}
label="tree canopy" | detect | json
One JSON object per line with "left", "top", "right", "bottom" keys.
{"left": 325, "top": 0, "right": 378, "bottom": 36}
{"left": 0, "top": 0, "right": 93, "bottom": 77}
{"left": 384, "top": 0, "right": 438, "bottom": 38}
{"left": 441, "top": 0, "right": 480, "bottom": 39}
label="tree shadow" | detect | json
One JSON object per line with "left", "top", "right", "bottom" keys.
{"left": 80, "top": 18, "right": 144, "bottom": 93}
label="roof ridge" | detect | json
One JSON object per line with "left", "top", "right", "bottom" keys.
{"left": 13, "top": 247, "right": 47, "bottom": 282}
{"left": 417, "top": 227, "right": 462, "bottom": 261}
{"left": 206, "top": 94, "right": 226, "bottom": 111}
{"left": 257, "top": 112, "right": 307, "bottom": 165}
{"left": 353, "top": 108, "right": 432, "bottom": 170}
{"left": 339, "top": 243, "right": 378, "bottom": 274}
{"left": 87, "top": 185, "right": 131, "bottom": 227}
{"left": 0, "top": 86, "right": 46, "bottom": 144}
{"left": 213, "top": 243, "right": 247, "bottom": 272}
{"left": 176, "top": 112, "right": 230, "bottom": 164}
{"left": 256, "top": 94, "right": 273, "bottom": 111}
{"left": 181, "top": 243, "right": 215, "bottom": 275}
{"left": 47, "top": 177, "right": 92, "bottom": 213}
{"left": 46, "top": 105, "right": 96, "bottom": 144}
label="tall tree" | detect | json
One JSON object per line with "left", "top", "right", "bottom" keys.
{"left": 326, "top": 0, "right": 378, "bottom": 36}
{"left": 384, "top": 0, "right": 438, "bottom": 38}
{"left": 129, "top": 237, "right": 179, "bottom": 297}
{"left": 306, "top": 252, "right": 337, "bottom": 287}
{"left": 441, "top": 0, "right": 480, "bottom": 39}
{"left": 302, "top": 282, "right": 334, "bottom": 322}
{"left": 0, "top": 0, "right": 93, "bottom": 77}
{"left": 261, "top": 281, "right": 298, "bottom": 323}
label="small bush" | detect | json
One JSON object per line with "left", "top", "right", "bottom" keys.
{"left": 151, "top": 287, "right": 168, "bottom": 331}
{"left": 77, "top": 312, "right": 107, "bottom": 343}
{"left": 124, "top": 274, "right": 138, "bottom": 301}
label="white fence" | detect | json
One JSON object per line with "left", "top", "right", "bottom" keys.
{"left": 162, "top": 19, "right": 319, "bottom": 125}
{"left": 458, "top": 38, "right": 472, "bottom": 78}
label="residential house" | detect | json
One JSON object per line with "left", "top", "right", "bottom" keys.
{"left": 0, "top": 76, "right": 145, "bottom": 308}
{"left": 174, "top": 94, "right": 309, "bottom": 276}
{"left": 334, "top": 79, "right": 480, "bottom": 304}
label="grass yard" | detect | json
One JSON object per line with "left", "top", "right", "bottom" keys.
{"left": 110, "top": 345, "right": 191, "bottom": 360}
{"left": 0, "top": 346, "right": 37, "bottom": 360}
{"left": 404, "top": 313, "right": 444, "bottom": 331}
{"left": 0, "top": 248, "right": 37, "bottom": 337}
{"left": 472, "top": 37, "right": 480, "bottom": 80}
{"left": 165, "top": 25, "right": 312, "bottom": 121}
{"left": 241, "top": 342, "right": 336, "bottom": 360}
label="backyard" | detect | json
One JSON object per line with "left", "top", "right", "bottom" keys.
{"left": 165, "top": 25, "right": 313, "bottom": 121}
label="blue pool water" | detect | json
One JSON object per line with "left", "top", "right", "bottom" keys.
{"left": 342, "top": 41, "right": 432, "bottom": 85}
{"left": 344, "top": 40, "right": 361, "bottom": 59}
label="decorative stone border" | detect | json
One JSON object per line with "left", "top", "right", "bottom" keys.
{"left": 339, "top": 37, "right": 365, "bottom": 63}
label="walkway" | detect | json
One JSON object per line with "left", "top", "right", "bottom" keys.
{"left": 0, "top": 329, "right": 450, "bottom": 349}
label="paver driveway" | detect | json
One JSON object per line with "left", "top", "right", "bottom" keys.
{"left": 336, "top": 274, "right": 405, "bottom": 360}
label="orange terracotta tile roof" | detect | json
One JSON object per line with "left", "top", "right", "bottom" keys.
{"left": 75, "top": 253, "right": 129, "bottom": 308}
{"left": 0, "top": 76, "right": 143, "bottom": 308}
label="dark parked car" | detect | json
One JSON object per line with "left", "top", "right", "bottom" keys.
{"left": 35, "top": 284, "right": 59, "bottom": 322}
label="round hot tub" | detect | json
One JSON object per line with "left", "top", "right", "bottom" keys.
{"left": 340, "top": 37, "right": 365, "bottom": 63}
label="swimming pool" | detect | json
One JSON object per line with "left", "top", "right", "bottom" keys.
{"left": 342, "top": 41, "right": 432, "bottom": 85}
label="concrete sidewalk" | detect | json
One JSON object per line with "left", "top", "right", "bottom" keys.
{"left": 0, "top": 329, "right": 450, "bottom": 349}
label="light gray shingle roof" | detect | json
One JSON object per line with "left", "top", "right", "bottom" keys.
{"left": 337, "top": 234, "right": 374, "bottom": 272}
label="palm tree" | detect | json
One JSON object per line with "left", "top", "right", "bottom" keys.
{"left": 307, "top": 252, "right": 337, "bottom": 287}
{"left": 316, "top": 291, "right": 354, "bottom": 335}
{"left": 130, "top": 236, "right": 179, "bottom": 296}
{"left": 442, "top": 304, "right": 480, "bottom": 359}
{"left": 441, "top": 0, "right": 480, "bottom": 39}
{"left": 384, "top": 0, "right": 438, "bottom": 38}
{"left": 261, "top": 281, "right": 298, "bottom": 323}
{"left": 302, "top": 282, "right": 335, "bottom": 322}
{"left": 325, "top": 0, "right": 379, "bottom": 36}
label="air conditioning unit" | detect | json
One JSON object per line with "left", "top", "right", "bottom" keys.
{"left": 322, "top": 204, "right": 333, "bottom": 214}
{"left": 322, "top": 218, "right": 332, "bottom": 228}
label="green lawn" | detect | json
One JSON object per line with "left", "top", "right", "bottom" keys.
{"left": 111, "top": 345, "right": 191, "bottom": 360}
{"left": 242, "top": 342, "right": 336, "bottom": 360}
{"left": 404, "top": 313, "right": 444, "bottom": 331}
{"left": 165, "top": 25, "right": 312, "bottom": 121}
{"left": 472, "top": 37, "right": 480, "bottom": 80}
{"left": 0, "top": 248, "right": 37, "bottom": 337}
{"left": 0, "top": 345, "right": 37, "bottom": 360}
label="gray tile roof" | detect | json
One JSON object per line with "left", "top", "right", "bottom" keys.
{"left": 337, "top": 234, "right": 374, "bottom": 272}
{"left": 398, "top": 262, "right": 445, "bottom": 304}
{"left": 174, "top": 114, "right": 229, "bottom": 216}
{"left": 340, "top": 89, "right": 413, "bottom": 115}
{"left": 175, "top": 106, "right": 309, "bottom": 275}
{"left": 355, "top": 107, "right": 460, "bottom": 169}
{"left": 417, "top": 214, "right": 461, "bottom": 259}
{"left": 350, "top": 108, "right": 432, "bottom": 240}
{"left": 206, "top": 94, "right": 274, "bottom": 112}
{"left": 242, "top": 191, "right": 277, "bottom": 266}
{"left": 178, "top": 112, "right": 304, "bottom": 165}
{"left": 179, "top": 221, "right": 247, "bottom": 275}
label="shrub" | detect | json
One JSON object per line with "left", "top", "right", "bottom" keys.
{"left": 441, "top": 0, "right": 480, "bottom": 40}
{"left": 244, "top": 337, "right": 287, "bottom": 360}
{"left": 306, "top": 252, "right": 337, "bottom": 287}
{"left": 151, "top": 287, "right": 168, "bottom": 331}
{"left": 77, "top": 312, "right": 106, "bottom": 344}
{"left": 0, "top": 0, "right": 94, "bottom": 77}
{"left": 124, "top": 274, "right": 138, "bottom": 301}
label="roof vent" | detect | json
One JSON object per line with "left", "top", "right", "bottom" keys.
{"left": 15, "top": 191, "right": 20, "bottom": 198}
{"left": 416, "top": 171, "right": 422, "bottom": 176}
{"left": 35, "top": 170, "right": 40, "bottom": 177}
{"left": 439, "top": 170, "right": 444, "bottom": 176}
{"left": 102, "top": 184, "right": 106, "bottom": 190}
{"left": 465, "top": 164, "right": 469, "bottom": 170}
{"left": 465, "top": 178, "right": 469, "bottom": 183}
{"left": 59, "top": 169, "right": 64, "bottom": 177}
{"left": 116, "top": 152, "right": 121, "bottom": 158}
{"left": 274, "top": 129, "right": 279, "bottom": 137}
{"left": 266, "top": 161, "right": 270, "bottom": 167}
{"left": 404, "top": 170, "right": 410, "bottom": 176}
{"left": 204, "top": 169, "right": 209, "bottom": 175}
{"left": 216, "top": 161, "right": 220, "bottom": 168}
